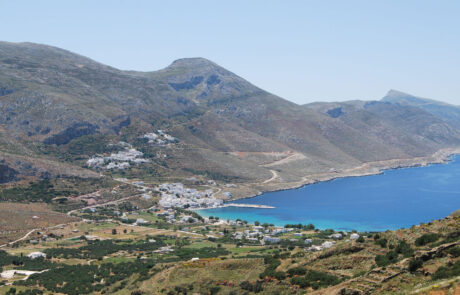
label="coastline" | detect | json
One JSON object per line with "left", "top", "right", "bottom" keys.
{"left": 196, "top": 203, "right": 275, "bottom": 210}
{"left": 190, "top": 147, "right": 460, "bottom": 231}
{"left": 226, "top": 147, "right": 460, "bottom": 204}
{"left": 219, "top": 203, "right": 275, "bottom": 209}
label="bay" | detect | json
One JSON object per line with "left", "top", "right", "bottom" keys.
{"left": 197, "top": 155, "right": 460, "bottom": 232}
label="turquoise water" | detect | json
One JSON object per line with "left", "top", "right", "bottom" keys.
{"left": 198, "top": 155, "right": 460, "bottom": 232}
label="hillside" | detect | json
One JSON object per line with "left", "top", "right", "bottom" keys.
{"left": 0, "top": 194, "right": 458, "bottom": 295}
{"left": 1, "top": 41, "right": 460, "bottom": 194}
{"left": 382, "top": 89, "right": 460, "bottom": 125}
{"left": 1, "top": 41, "right": 460, "bottom": 295}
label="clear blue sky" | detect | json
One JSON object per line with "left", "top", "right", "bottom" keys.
{"left": 1, "top": 0, "right": 459, "bottom": 105}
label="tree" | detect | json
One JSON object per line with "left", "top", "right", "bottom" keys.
{"left": 408, "top": 258, "right": 423, "bottom": 272}
{"left": 123, "top": 229, "right": 127, "bottom": 234}
{"left": 254, "top": 221, "right": 260, "bottom": 226}
{"left": 274, "top": 271, "right": 286, "bottom": 280}
{"left": 112, "top": 229, "right": 117, "bottom": 235}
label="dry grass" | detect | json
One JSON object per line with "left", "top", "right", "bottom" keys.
{"left": 140, "top": 258, "right": 265, "bottom": 294}
{"left": 0, "top": 202, "right": 78, "bottom": 244}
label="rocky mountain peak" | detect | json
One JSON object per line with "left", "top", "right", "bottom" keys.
{"left": 384, "top": 89, "right": 413, "bottom": 99}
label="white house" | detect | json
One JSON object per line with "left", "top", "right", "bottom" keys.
{"left": 350, "top": 233, "right": 360, "bottom": 240}
{"left": 321, "top": 241, "right": 335, "bottom": 249}
{"left": 263, "top": 236, "right": 281, "bottom": 244}
{"left": 27, "top": 252, "right": 46, "bottom": 259}
{"left": 331, "top": 233, "right": 343, "bottom": 239}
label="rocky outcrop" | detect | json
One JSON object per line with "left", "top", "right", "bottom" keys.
{"left": 417, "top": 241, "right": 459, "bottom": 261}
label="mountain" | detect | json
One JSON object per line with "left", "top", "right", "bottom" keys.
{"left": 1, "top": 41, "right": 460, "bottom": 189}
{"left": 382, "top": 89, "right": 460, "bottom": 125}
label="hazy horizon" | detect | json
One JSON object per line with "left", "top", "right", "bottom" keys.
{"left": 1, "top": 0, "right": 460, "bottom": 105}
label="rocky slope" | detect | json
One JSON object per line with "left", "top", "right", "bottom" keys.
{"left": 382, "top": 89, "right": 460, "bottom": 125}
{"left": 1, "top": 41, "right": 460, "bottom": 185}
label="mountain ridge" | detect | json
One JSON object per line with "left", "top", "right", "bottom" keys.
{"left": 1, "top": 41, "right": 460, "bottom": 189}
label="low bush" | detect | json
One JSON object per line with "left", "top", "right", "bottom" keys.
{"left": 408, "top": 258, "right": 423, "bottom": 272}
{"left": 375, "top": 250, "right": 398, "bottom": 267}
{"left": 432, "top": 261, "right": 460, "bottom": 280}
{"left": 290, "top": 270, "right": 341, "bottom": 290}
{"left": 287, "top": 266, "right": 307, "bottom": 276}
{"left": 375, "top": 238, "right": 388, "bottom": 248}
{"left": 415, "top": 233, "right": 439, "bottom": 246}
{"left": 448, "top": 246, "right": 460, "bottom": 258}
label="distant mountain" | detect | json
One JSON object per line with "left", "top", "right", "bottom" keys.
{"left": 382, "top": 89, "right": 460, "bottom": 125}
{"left": 1, "top": 41, "right": 460, "bottom": 185}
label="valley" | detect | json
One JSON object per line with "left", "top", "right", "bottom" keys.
{"left": 0, "top": 41, "right": 459, "bottom": 294}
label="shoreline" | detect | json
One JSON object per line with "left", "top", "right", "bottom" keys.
{"left": 196, "top": 203, "right": 275, "bottom": 210}
{"left": 192, "top": 147, "right": 460, "bottom": 230}
{"left": 227, "top": 147, "right": 460, "bottom": 204}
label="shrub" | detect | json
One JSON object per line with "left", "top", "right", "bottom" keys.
{"left": 415, "top": 233, "right": 439, "bottom": 246}
{"left": 448, "top": 246, "right": 460, "bottom": 258}
{"left": 375, "top": 250, "right": 398, "bottom": 267}
{"left": 240, "top": 281, "right": 252, "bottom": 291}
{"left": 259, "top": 256, "right": 281, "bottom": 279}
{"left": 290, "top": 270, "right": 340, "bottom": 290}
{"left": 240, "top": 281, "right": 263, "bottom": 293}
{"left": 375, "top": 255, "right": 390, "bottom": 267}
{"left": 395, "top": 240, "right": 414, "bottom": 257}
{"left": 375, "top": 238, "right": 388, "bottom": 248}
{"left": 432, "top": 261, "right": 460, "bottom": 280}
{"left": 274, "top": 271, "right": 286, "bottom": 280}
{"left": 306, "top": 270, "right": 340, "bottom": 289}
{"left": 291, "top": 276, "right": 309, "bottom": 288}
{"left": 408, "top": 258, "right": 423, "bottom": 272}
{"left": 287, "top": 266, "right": 307, "bottom": 276}
{"left": 209, "top": 286, "right": 220, "bottom": 295}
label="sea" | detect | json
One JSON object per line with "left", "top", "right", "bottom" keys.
{"left": 197, "top": 155, "right": 460, "bottom": 232}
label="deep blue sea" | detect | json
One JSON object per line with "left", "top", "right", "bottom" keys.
{"left": 198, "top": 155, "right": 460, "bottom": 232}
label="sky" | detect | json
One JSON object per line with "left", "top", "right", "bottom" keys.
{"left": 1, "top": 0, "right": 460, "bottom": 105}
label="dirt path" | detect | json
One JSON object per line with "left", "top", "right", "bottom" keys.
{"left": 66, "top": 195, "right": 138, "bottom": 216}
{"left": 0, "top": 229, "right": 36, "bottom": 248}
{"left": 0, "top": 220, "right": 78, "bottom": 248}
{"left": 262, "top": 170, "right": 279, "bottom": 184}
{"left": 262, "top": 151, "right": 306, "bottom": 167}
